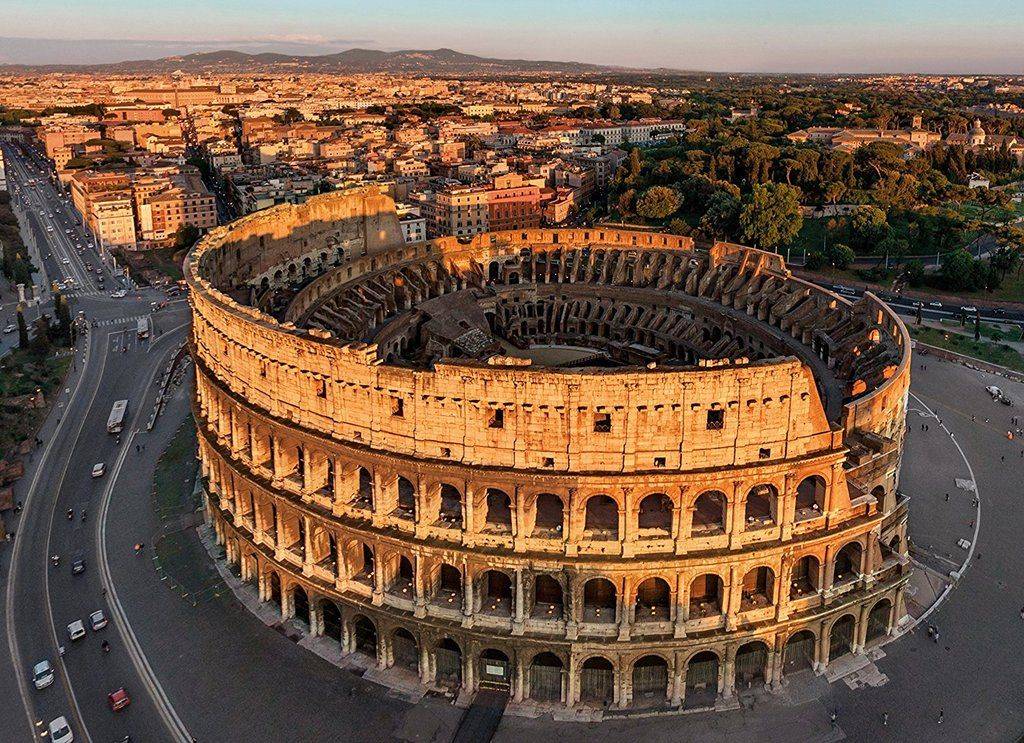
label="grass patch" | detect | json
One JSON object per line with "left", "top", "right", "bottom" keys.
{"left": 152, "top": 417, "right": 198, "bottom": 522}
{"left": 0, "top": 347, "right": 72, "bottom": 456}
{"left": 910, "top": 325, "right": 1024, "bottom": 372}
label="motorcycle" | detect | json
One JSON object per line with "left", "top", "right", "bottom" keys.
{"left": 66, "top": 508, "right": 73, "bottom": 520}
{"left": 81, "top": 510, "right": 87, "bottom": 522}
{"left": 101, "top": 640, "right": 110, "bottom": 653}
{"left": 50, "top": 554, "right": 60, "bottom": 567}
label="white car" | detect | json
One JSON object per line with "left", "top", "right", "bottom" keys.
{"left": 32, "top": 659, "right": 55, "bottom": 689}
{"left": 3, "top": 324, "right": 15, "bottom": 334}
{"left": 961, "top": 305, "right": 978, "bottom": 313}
{"left": 89, "top": 610, "right": 108, "bottom": 631}
{"left": 111, "top": 290, "right": 128, "bottom": 299}
{"left": 928, "top": 300, "right": 942, "bottom": 308}
{"left": 48, "top": 716, "right": 74, "bottom": 743}
{"left": 67, "top": 620, "right": 86, "bottom": 641}
{"left": 61, "top": 258, "right": 70, "bottom": 265}
{"left": 91, "top": 462, "right": 105, "bottom": 478}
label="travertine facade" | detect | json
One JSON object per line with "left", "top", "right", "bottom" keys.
{"left": 188, "top": 188, "right": 910, "bottom": 711}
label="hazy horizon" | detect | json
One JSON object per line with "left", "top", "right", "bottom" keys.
{"left": 2, "top": 0, "right": 1024, "bottom": 75}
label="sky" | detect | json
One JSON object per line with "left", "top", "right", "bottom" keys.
{"left": 2, "top": 0, "right": 1023, "bottom": 73}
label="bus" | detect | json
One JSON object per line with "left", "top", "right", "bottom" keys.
{"left": 136, "top": 315, "right": 151, "bottom": 340}
{"left": 107, "top": 399, "right": 129, "bottom": 434}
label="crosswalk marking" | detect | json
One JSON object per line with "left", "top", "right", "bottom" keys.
{"left": 93, "top": 313, "right": 150, "bottom": 327}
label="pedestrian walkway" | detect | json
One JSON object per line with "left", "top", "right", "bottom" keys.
{"left": 93, "top": 313, "right": 150, "bottom": 327}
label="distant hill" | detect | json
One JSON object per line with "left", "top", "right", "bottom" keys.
{"left": 0, "top": 47, "right": 642, "bottom": 75}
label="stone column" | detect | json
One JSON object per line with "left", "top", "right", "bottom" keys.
{"left": 723, "top": 565, "right": 738, "bottom": 631}
{"left": 617, "top": 506, "right": 630, "bottom": 557}
{"left": 462, "top": 566, "right": 475, "bottom": 628}
{"left": 670, "top": 651, "right": 684, "bottom": 706}
{"left": 513, "top": 485, "right": 526, "bottom": 553}
{"left": 372, "top": 558, "right": 385, "bottom": 606}
{"left": 463, "top": 485, "right": 476, "bottom": 548}
{"left": 513, "top": 657, "right": 525, "bottom": 702}
{"left": 721, "top": 643, "right": 737, "bottom": 700}
{"left": 780, "top": 473, "right": 795, "bottom": 540}
{"left": 512, "top": 569, "right": 527, "bottom": 635}
{"left": 854, "top": 602, "right": 871, "bottom": 653}
{"left": 673, "top": 570, "right": 688, "bottom": 638}
{"left": 617, "top": 576, "right": 630, "bottom": 641}
{"left": 728, "top": 481, "right": 745, "bottom": 549}
{"left": 816, "top": 623, "right": 830, "bottom": 672}
{"left": 419, "top": 643, "right": 432, "bottom": 685}
{"left": 566, "top": 653, "right": 579, "bottom": 707}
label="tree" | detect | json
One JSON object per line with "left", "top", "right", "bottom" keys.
{"left": 739, "top": 183, "right": 803, "bottom": 251}
{"left": 174, "top": 223, "right": 201, "bottom": 251}
{"left": 903, "top": 259, "right": 926, "bottom": 287}
{"left": 16, "top": 307, "right": 28, "bottom": 349}
{"left": 635, "top": 186, "right": 681, "bottom": 220}
{"left": 940, "top": 248, "right": 979, "bottom": 292}
{"left": 849, "top": 206, "right": 889, "bottom": 253}
{"left": 699, "top": 191, "right": 741, "bottom": 239}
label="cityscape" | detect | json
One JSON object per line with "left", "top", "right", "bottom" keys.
{"left": 0, "top": 3, "right": 1022, "bottom": 743}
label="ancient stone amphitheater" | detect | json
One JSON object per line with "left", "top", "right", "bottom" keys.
{"left": 188, "top": 188, "right": 911, "bottom": 713}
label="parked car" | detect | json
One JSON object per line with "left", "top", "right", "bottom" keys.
{"left": 3, "top": 324, "right": 15, "bottom": 334}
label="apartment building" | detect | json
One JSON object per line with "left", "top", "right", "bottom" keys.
{"left": 486, "top": 173, "right": 542, "bottom": 232}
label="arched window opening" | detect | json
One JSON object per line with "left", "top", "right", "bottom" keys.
{"left": 637, "top": 493, "right": 672, "bottom": 535}
{"left": 435, "top": 564, "right": 463, "bottom": 607}
{"left": 529, "top": 652, "right": 564, "bottom": 703}
{"left": 579, "top": 657, "right": 614, "bottom": 706}
{"left": 635, "top": 577, "right": 671, "bottom": 621}
{"left": 582, "top": 578, "right": 616, "bottom": 623}
{"left": 689, "top": 574, "right": 723, "bottom": 617}
{"left": 691, "top": 491, "right": 725, "bottom": 534}
{"left": 866, "top": 599, "right": 893, "bottom": 643}
{"left": 390, "top": 556, "right": 414, "bottom": 597}
{"left": 829, "top": 615, "right": 856, "bottom": 661}
{"left": 353, "top": 616, "right": 377, "bottom": 658}
{"left": 532, "top": 493, "right": 564, "bottom": 537}
{"left": 790, "top": 555, "right": 820, "bottom": 599}
{"left": 632, "top": 655, "right": 668, "bottom": 706}
{"left": 484, "top": 488, "right": 512, "bottom": 532}
{"left": 833, "top": 542, "right": 863, "bottom": 585}
{"left": 356, "top": 467, "right": 373, "bottom": 509}
{"left": 396, "top": 477, "right": 415, "bottom": 519}
{"left": 292, "top": 584, "right": 310, "bottom": 626}
{"left": 480, "top": 570, "right": 512, "bottom": 617}
{"left": 532, "top": 575, "right": 564, "bottom": 620}
{"left": 584, "top": 495, "right": 619, "bottom": 539}
{"left": 435, "top": 638, "right": 462, "bottom": 686}
{"left": 684, "top": 651, "right": 719, "bottom": 707}
{"left": 740, "top": 566, "right": 775, "bottom": 611}
{"left": 735, "top": 642, "right": 768, "bottom": 688}
{"left": 320, "top": 600, "right": 342, "bottom": 643}
{"left": 795, "top": 475, "right": 826, "bottom": 519}
{"left": 392, "top": 628, "right": 418, "bottom": 673}
{"left": 744, "top": 484, "right": 778, "bottom": 528}
{"left": 439, "top": 484, "right": 462, "bottom": 527}
{"left": 783, "top": 630, "right": 816, "bottom": 675}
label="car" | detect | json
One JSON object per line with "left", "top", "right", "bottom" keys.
{"left": 961, "top": 305, "right": 978, "bottom": 313}
{"left": 91, "top": 462, "right": 105, "bottom": 478}
{"left": 912, "top": 301, "right": 923, "bottom": 308}
{"left": 67, "top": 620, "right": 86, "bottom": 641}
{"left": 107, "top": 687, "right": 131, "bottom": 712}
{"left": 71, "top": 555, "right": 86, "bottom": 575}
{"left": 48, "top": 716, "right": 74, "bottom": 743}
{"left": 928, "top": 301, "right": 942, "bottom": 308}
{"left": 111, "top": 290, "right": 128, "bottom": 299}
{"left": 89, "top": 610, "right": 108, "bottom": 631}
{"left": 61, "top": 258, "right": 70, "bottom": 265}
{"left": 32, "top": 659, "right": 55, "bottom": 689}
{"left": 3, "top": 324, "right": 15, "bottom": 334}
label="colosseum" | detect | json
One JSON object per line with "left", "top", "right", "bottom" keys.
{"left": 187, "top": 187, "right": 911, "bottom": 713}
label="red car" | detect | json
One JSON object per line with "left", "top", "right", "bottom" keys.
{"left": 107, "top": 687, "right": 130, "bottom": 712}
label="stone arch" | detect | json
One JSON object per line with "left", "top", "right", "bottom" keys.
{"left": 532, "top": 492, "right": 564, "bottom": 536}
{"left": 828, "top": 614, "right": 857, "bottom": 661}
{"left": 582, "top": 577, "right": 616, "bottom": 623}
{"left": 528, "top": 651, "right": 564, "bottom": 703}
{"left": 532, "top": 574, "right": 564, "bottom": 619}
{"left": 684, "top": 650, "right": 719, "bottom": 706}
{"left": 356, "top": 466, "right": 373, "bottom": 507}
{"left": 484, "top": 488, "right": 512, "bottom": 531}
{"left": 740, "top": 565, "right": 775, "bottom": 610}
{"left": 268, "top": 570, "right": 282, "bottom": 609}
{"left": 320, "top": 599, "right": 342, "bottom": 644}
{"left": 390, "top": 555, "right": 414, "bottom": 596}
{"left": 691, "top": 490, "right": 726, "bottom": 534}
{"left": 833, "top": 540, "right": 864, "bottom": 585}
{"left": 631, "top": 654, "right": 669, "bottom": 705}
{"left": 744, "top": 483, "right": 778, "bottom": 526}
{"left": 438, "top": 483, "right": 462, "bottom": 525}
{"left": 435, "top": 637, "right": 462, "bottom": 686}
{"left": 689, "top": 573, "right": 724, "bottom": 616}
{"left": 790, "top": 554, "right": 820, "bottom": 598}
{"left": 634, "top": 576, "right": 671, "bottom": 621}
{"left": 479, "top": 648, "right": 512, "bottom": 687}
{"left": 867, "top": 598, "right": 893, "bottom": 643}
{"left": 391, "top": 627, "right": 418, "bottom": 673}
{"left": 783, "top": 629, "right": 817, "bottom": 674}
{"left": 396, "top": 476, "right": 415, "bottom": 516}
{"left": 637, "top": 492, "right": 673, "bottom": 534}
{"left": 352, "top": 614, "right": 377, "bottom": 659}
{"left": 584, "top": 494, "right": 619, "bottom": 538}
{"left": 479, "top": 569, "right": 513, "bottom": 616}
{"left": 579, "top": 656, "right": 615, "bottom": 706}
{"left": 796, "top": 475, "right": 827, "bottom": 515}
{"left": 735, "top": 641, "right": 769, "bottom": 688}
{"left": 291, "top": 583, "right": 310, "bottom": 626}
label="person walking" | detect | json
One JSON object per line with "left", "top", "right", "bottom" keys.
{"left": 883, "top": 712, "right": 888, "bottom": 726}
{"left": 945, "top": 493, "right": 949, "bottom": 502}
{"left": 938, "top": 709, "right": 944, "bottom": 724}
